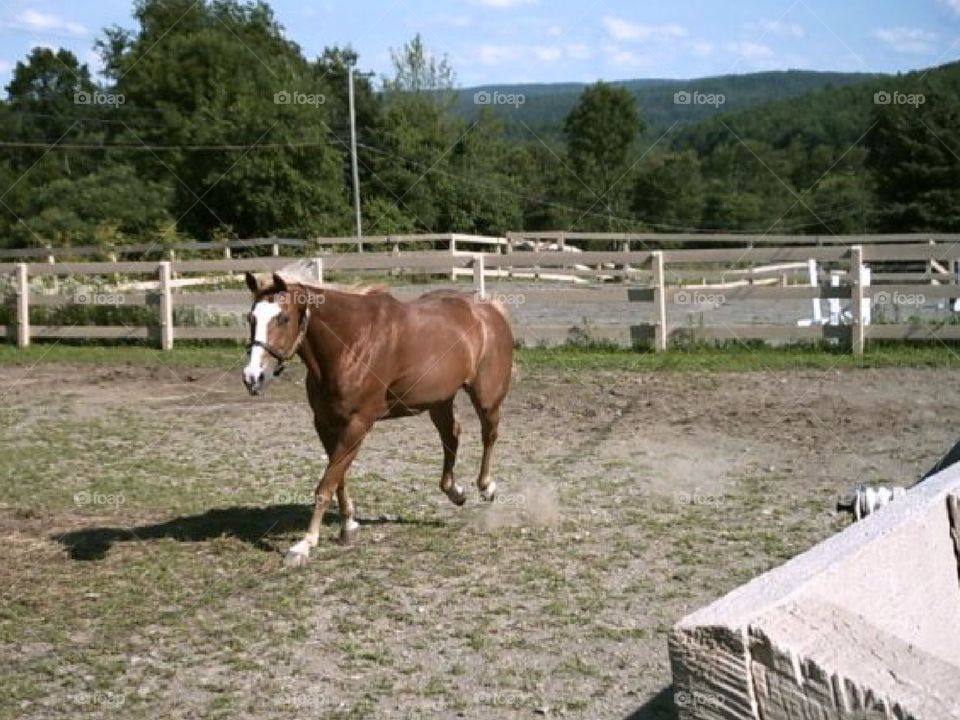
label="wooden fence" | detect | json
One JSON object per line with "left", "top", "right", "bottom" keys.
{"left": 3, "top": 238, "right": 960, "bottom": 354}
{"left": 0, "top": 233, "right": 508, "bottom": 262}
{"left": 4, "top": 232, "right": 959, "bottom": 262}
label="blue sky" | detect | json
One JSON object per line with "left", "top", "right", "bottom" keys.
{"left": 1, "top": 0, "right": 959, "bottom": 89}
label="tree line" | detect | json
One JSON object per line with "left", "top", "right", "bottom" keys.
{"left": 1, "top": 0, "right": 959, "bottom": 252}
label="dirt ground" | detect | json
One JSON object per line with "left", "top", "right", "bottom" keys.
{"left": 1, "top": 356, "right": 958, "bottom": 720}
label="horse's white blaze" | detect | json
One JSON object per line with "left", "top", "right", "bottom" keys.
{"left": 243, "top": 300, "right": 281, "bottom": 386}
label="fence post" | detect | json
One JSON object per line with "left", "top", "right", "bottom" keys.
{"left": 158, "top": 261, "right": 174, "bottom": 351}
{"left": 223, "top": 245, "right": 232, "bottom": 260}
{"left": 15, "top": 263, "right": 29, "bottom": 348}
{"left": 450, "top": 234, "right": 457, "bottom": 282}
{"left": 473, "top": 254, "right": 486, "bottom": 299}
{"left": 850, "top": 245, "right": 864, "bottom": 356}
{"left": 271, "top": 243, "right": 279, "bottom": 257}
{"left": 652, "top": 250, "right": 668, "bottom": 352}
{"left": 313, "top": 257, "right": 324, "bottom": 285}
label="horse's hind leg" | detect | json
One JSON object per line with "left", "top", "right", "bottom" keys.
{"left": 466, "top": 388, "right": 503, "bottom": 502}
{"left": 429, "top": 399, "right": 465, "bottom": 506}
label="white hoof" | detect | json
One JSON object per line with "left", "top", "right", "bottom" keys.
{"left": 480, "top": 481, "right": 497, "bottom": 502}
{"left": 340, "top": 518, "right": 360, "bottom": 544}
{"left": 284, "top": 538, "right": 314, "bottom": 567}
{"left": 446, "top": 483, "right": 467, "bottom": 506}
{"left": 284, "top": 548, "right": 310, "bottom": 567}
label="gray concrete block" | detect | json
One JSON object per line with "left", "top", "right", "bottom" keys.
{"left": 670, "top": 462, "right": 960, "bottom": 720}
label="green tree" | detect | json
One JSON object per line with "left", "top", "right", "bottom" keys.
{"left": 632, "top": 151, "right": 704, "bottom": 230}
{"left": 100, "top": 0, "right": 351, "bottom": 239}
{"left": 867, "top": 89, "right": 960, "bottom": 231}
{"left": 563, "top": 82, "right": 644, "bottom": 230}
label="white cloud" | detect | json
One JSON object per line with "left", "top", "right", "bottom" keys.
{"left": 475, "top": 42, "right": 591, "bottom": 66}
{"left": 688, "top": 41, "right": 714, "bottom": 57}
{"left": 425, "top": 13, "right": 473, "bottom": 28}
{"left": 726, "top": 41, "right": 775, "bottom": 60}
{"left": 872, "top": 27, "right": 937, "bottom": 54}
{"left": 545, "top": 24, "right": 563, "bottom": 37}
{"left": 534, "top": 46, "right": 562, "bottom": 62}
{"left": 7, "top": 9, "right": 86, "bottom": 36}
{"left": 477, "top": 44, "right": 522, "bottom": 65}
{"left": 565, "top": 43, "right": 591, "bottom": 60}
{"left": 944, "top": 0, "right": 960, "bottom": 16}
{"left": 602, "top": 43, "right": 658, "bottom": 70}
{"left": 749, "top": 19, "right": 805, "bottom": 38}
{"left": 874, "top": 27, "right": 938, "bottom": 53}
{"left": 602, "top": 16, "right": 687, "bottom": 43}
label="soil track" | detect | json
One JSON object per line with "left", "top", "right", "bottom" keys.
{"left": 1, "top": 358, "right": 956, "bottom": 719}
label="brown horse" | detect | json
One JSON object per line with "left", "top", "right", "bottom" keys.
{"left": 242, "top": 271, "right": 514, "bottom": 566}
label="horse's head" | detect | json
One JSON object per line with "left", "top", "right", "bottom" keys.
{"left": 242, "top": 272, "right": 311, "bottom": 396}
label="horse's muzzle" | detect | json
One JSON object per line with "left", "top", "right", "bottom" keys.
{"left": 242, "top": 368, "right": 266, "bottom": 396}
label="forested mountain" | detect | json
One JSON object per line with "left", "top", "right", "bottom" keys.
{"left": 0, "top": 0, "right": 958, "bottom": 249}
{"left": 454, "top": 71, "right": 874, "bottom": 141}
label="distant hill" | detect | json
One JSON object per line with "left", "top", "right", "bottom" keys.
{"left": 671, "top": 60, "right": 960, "bottom": 154}
{"left": 454, "top": 70, "right": 877, "bottom": 141}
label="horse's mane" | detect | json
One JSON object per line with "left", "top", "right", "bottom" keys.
{"left": 273, "top": 260, "right": 388, "bottom": 296}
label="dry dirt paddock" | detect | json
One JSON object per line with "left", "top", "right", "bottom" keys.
{"left": 1, "top": 351, "right": 957, "bottom": 720}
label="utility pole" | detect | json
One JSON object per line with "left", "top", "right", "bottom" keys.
{"left": 348, "top": 64, "right": 362, "bottom": 251}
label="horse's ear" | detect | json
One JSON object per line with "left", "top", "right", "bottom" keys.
{"left": 245, "top": 272, "right": 262, "bottom": 294}
{"left": 271, "top": 272, "right": 287, "bottom": 292}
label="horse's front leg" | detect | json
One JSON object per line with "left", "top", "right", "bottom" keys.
{"left": 286, "top": 416, "right": 371, "bottom": 567}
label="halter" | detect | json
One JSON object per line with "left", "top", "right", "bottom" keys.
{"left": 247, "top": 308, "right": 311, "bottom": 375}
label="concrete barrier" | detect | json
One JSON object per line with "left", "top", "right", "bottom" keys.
{"left": 669, "top": 463, "right": 960, "bottom": 720}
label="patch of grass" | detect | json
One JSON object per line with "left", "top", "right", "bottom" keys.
{"left": 0, "top": 342, "right": 245, "bottom": 368}
{"left": 3, "top": 340, "right": 960, "bottom": 373}
{"left": 518, "top": 342, "right": 960, "bottom": 372}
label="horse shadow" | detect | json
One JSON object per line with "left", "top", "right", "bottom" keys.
{"left": 622, "top": 687, "right": 678, "bottom": 720}
{"left": 55, "top": 504, "right": 442, "bottom": 561}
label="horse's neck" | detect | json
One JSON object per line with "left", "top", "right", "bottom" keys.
{"left": 297, "top": 287, "right": 344, "bottom": 377}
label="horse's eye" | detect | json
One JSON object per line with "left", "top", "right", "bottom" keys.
{"left": 278, "top": 313, "right": 289, "bottom": 326}
{"left": 246, "top": 313, "right": 254, "bottom": 326}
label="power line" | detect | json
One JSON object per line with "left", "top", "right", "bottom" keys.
{"left": 0, "top": 139, "right": 347, "bottom": 151}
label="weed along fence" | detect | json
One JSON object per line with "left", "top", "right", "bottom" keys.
{"left": 3, "top": 235, "right": 960, "bottom": 352}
